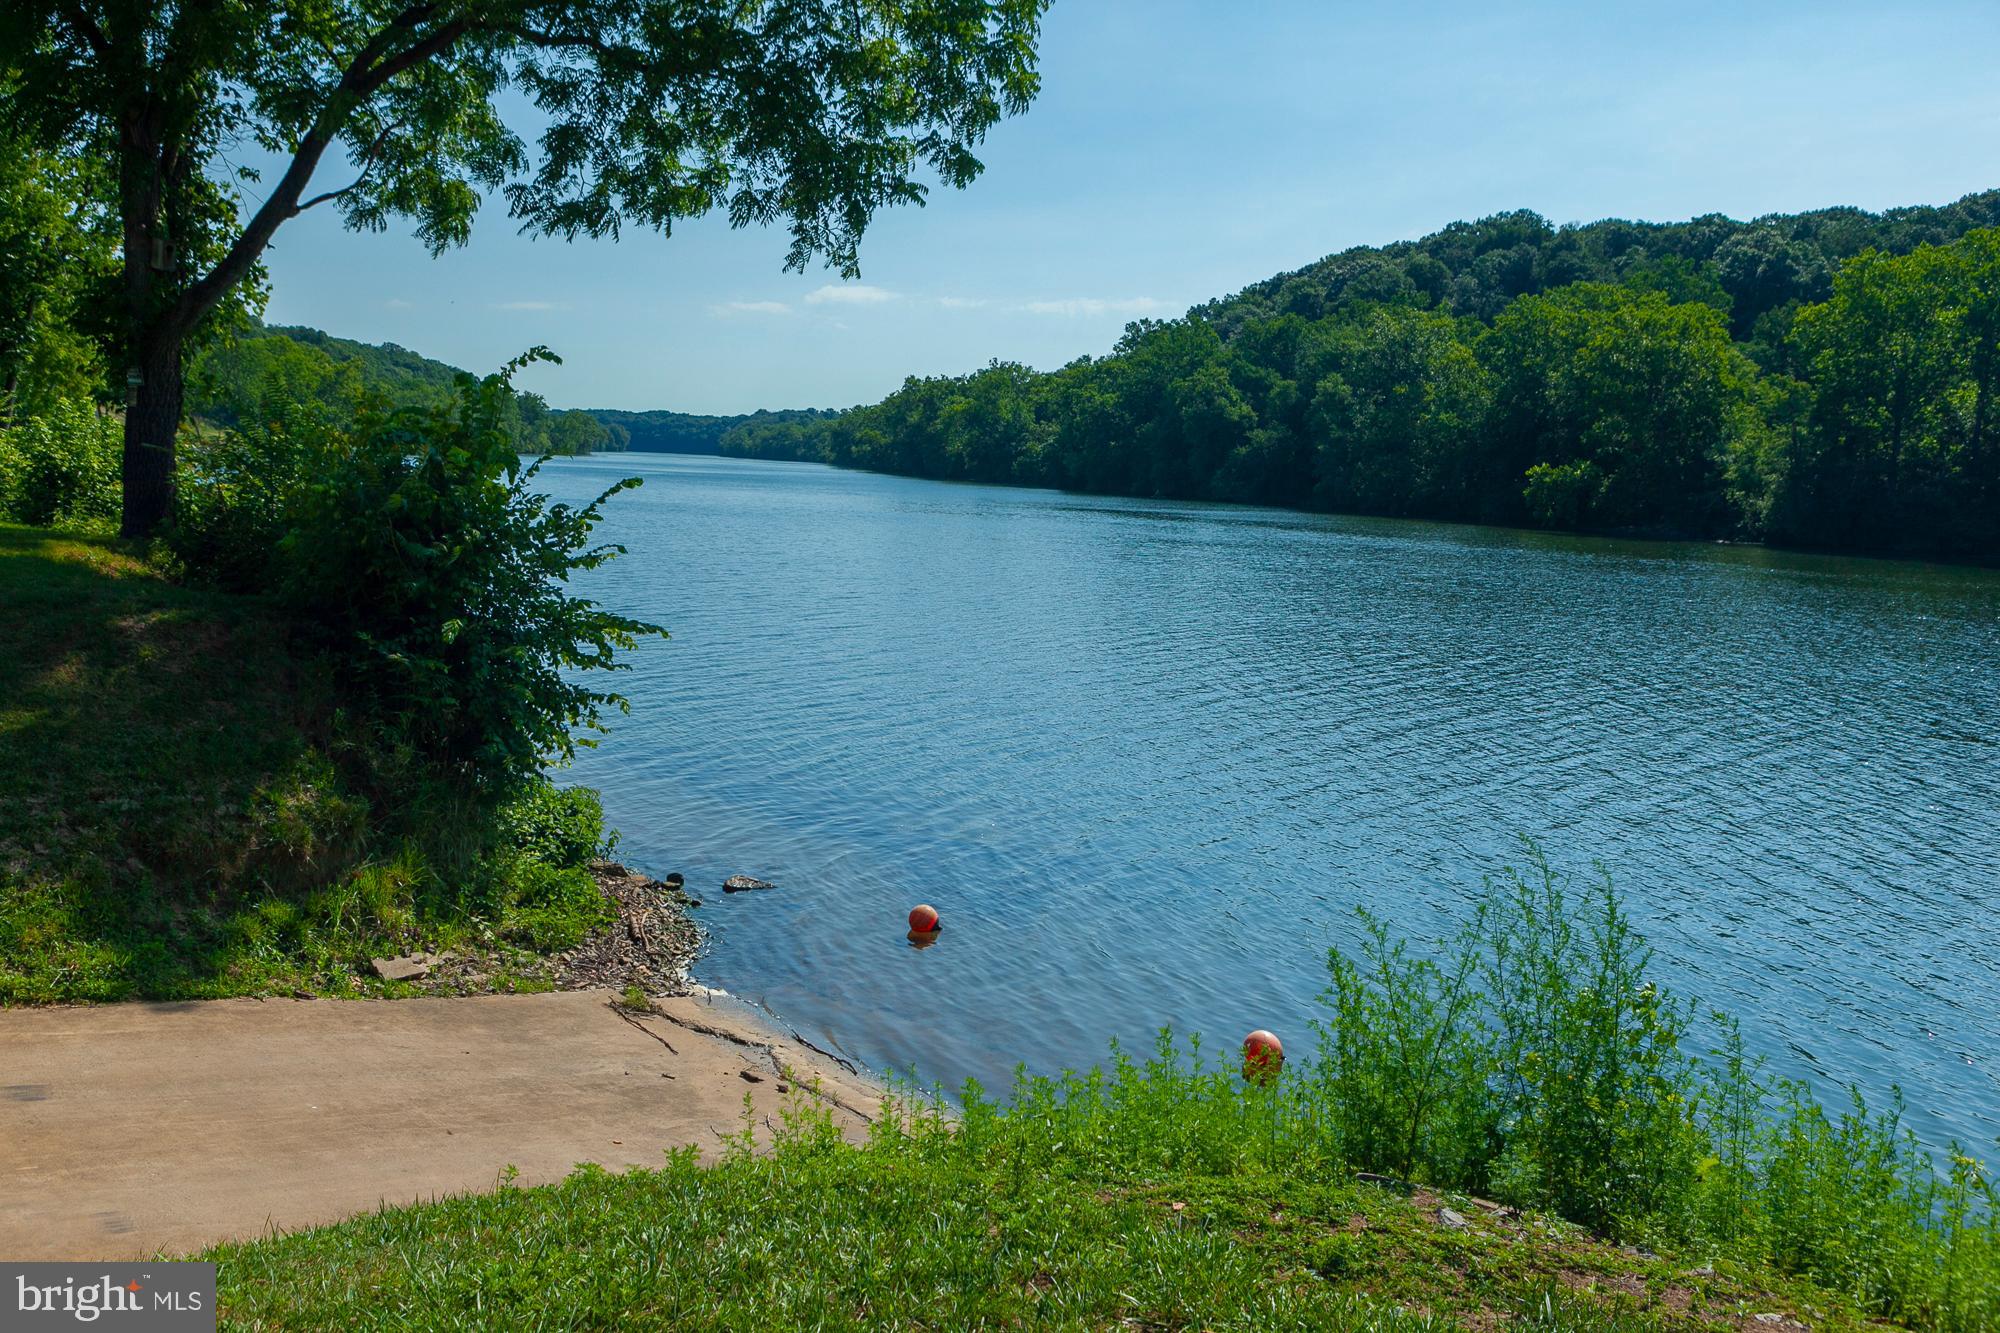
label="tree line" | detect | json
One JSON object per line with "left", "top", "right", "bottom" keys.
{"left": 721, "top": 196, "right": 2000, "bottom": 563}
{"left": 589, "top": 406, "right": 838, "bottom": 455}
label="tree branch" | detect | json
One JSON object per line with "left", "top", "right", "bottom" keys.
{"left": 342, "top": 2, "right": 441, "bottom": 91}
{"left": 61, "top": 4, "right": 112, "bottom": 61}
{"left": 294, "top": 118, "right": 406, "bottom": 213}
{"left": 499, "top": 23, "right": 629, "bottom": 59}
{"left": 358, "top": 18, "right": 470, "bottom": 91}
{"left": 294, "top": 176, "right": 369, "bottom": 215}
{"left": 166, "top": 12, "right": 470, "bottom": 341}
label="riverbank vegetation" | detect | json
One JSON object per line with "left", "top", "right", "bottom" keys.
{"left": 587, "top": 406, "right": 836, "bottom": 455}
{"left": 0, "top": 359, "right": 655, "bottom": 1002}
{"left": 208, "top": 854, "right": 1997, "bottom": 1331}
{"left": 722, "top": 194, "right": 2000, "bottom": 564}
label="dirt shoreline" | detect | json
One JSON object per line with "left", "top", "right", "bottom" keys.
{"left": 0, "top": 986, "right": 885, "bottom": 1261}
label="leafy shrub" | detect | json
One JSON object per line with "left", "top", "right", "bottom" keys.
{"left": 1479, "top": 854, "right": 1704, "bottom": 1237}
{"left": 169, "top": 406, "right": 324, "bottom": 592}
{"left": 1308, "top": 849, "right": 1703, "bottom": 1236}
{"left": 1314, "top": 909, "right": 1494, "bottom": 1187}
{"left": 0, "top": 398, "right": 121, "bottom": 526}
{"left": 496, "top": 777, "right": 612, "bottom": 871}
{"left": 277, "top": 351, "right": 662, "bottom": 807}
{"left": 1522, "top": 458, "right": 1603, "bottom": 528}
{"left": 959, "top": 845, "right": 1996, "bottom": 1331}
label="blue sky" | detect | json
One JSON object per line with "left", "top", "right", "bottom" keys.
{"left": 252, "top": 0, "right": 2000, "bottom": 415}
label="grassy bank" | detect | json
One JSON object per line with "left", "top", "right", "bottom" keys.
{"left": 202, "top": 858, "right": 1998, "bottom": 1332}
{"left": 0, "top": 521, "right": 632, "bottom": 1003}
{"left": 209, "top": 1070, "right": 1877, "bottom": 1332}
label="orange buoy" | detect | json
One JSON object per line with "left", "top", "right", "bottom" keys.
{"left": 1242, "top": 1029, "right": 1284, "bottom": 1084}
{"left": 908, "top": 903, "right": 940, "bottom": 933}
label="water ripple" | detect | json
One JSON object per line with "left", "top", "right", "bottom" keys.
{"left": 548, "top": 455, "right": 2000, "bottom": 1148}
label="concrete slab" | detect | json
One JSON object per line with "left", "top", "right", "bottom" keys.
{"left": 0, "top": 989, "right": 880, "bottom": 1260}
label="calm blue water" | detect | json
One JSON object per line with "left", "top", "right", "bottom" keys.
{"left": 543, "top": 453, "right": 2000, "bottom": 1151}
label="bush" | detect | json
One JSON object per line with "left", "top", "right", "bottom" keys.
{"left": 1479, "top": 855, "right": 1704, "bottom": 1237}
{"left": 0, "top": 398, "right": 121, "bottom": 526}
{"left": 1313, "top": 909, "right": 1494, "bottom": 1187}
{"left": 491, "top": 859, "right": 613, "bottom": 952}
{"left": 168, "top": 406, "right": 324, "bottom": 592}
{"left": 496, "top": 777, "right": 613, "bottom": 871}
{"left": 1294, "top": 846, "right": 1999, "bottom": 1326}
{"left": 276, "top": 350, "right": 662, "bottom": 808}
{"left": 1522, "top": 458, "right": 1602, "bottom": 528}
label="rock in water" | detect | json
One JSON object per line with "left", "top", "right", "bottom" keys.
{"left": 722, "top": 875, "right": 774, "bottom": 893}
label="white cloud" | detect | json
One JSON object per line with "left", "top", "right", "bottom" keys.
{"left": 1021, "top": 297, "right": 1174, "bottom": 318}
{"left": 711, "top": 300, "right": 793, "bottom": 316}
{"left": 384, "top": 298, "right": 415, "bottom": 310}
{"left": 804, "top": 283, "right": 898, "bottom": 305}
{"left": 937, "top": 296, "right": 989, "bottom": 309}
{"left": 493, "top": 300, "right": 561, "bottom": 312}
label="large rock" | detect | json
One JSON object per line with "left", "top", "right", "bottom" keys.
{"left": 370, "top": 954, "right": 432, "bottom": 982}
{"left": 722, "top": 875, "right": 774, "bottom": 893}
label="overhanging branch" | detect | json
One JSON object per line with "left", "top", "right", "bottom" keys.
{"left": 166, "top": 12, "right": 471, "bottom": 341}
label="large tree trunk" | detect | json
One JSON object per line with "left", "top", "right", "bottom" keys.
{"left": 120, "top": 331, "right": 183, "bottom": 539}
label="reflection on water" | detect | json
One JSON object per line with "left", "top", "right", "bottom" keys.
{"left": 546, "top": 454, "right": 2000, "bottom": 1149}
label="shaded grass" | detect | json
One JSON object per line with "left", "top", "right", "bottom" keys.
{"left": 209, "top": 1091, "right": 1873, "bottom": 1332}
{"left": 0, "top": 522, "right": 611, "bottom": 1003}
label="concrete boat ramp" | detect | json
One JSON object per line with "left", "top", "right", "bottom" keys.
{"left": 0, "top": 989, "right": 879, "bottom": 1260}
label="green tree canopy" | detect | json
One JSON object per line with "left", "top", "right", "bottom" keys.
{"left": 2, "top": 0, "right": 1048, "bottom": 535}
{"left": 1781, "top": 232, "right": 2000, "bottom": 555}
{"left": 1484, "top": 284, "right": 1754, "bottom": 533}
{"left": 0, "top": 129, "right": 119, "bottom": 415}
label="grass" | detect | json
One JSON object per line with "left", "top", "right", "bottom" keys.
{"left": 207, "top": 1080, "right": 1877, "bottom": 1332}
{"left": 0, "top": 522, "right": 612, "bottom": 1003}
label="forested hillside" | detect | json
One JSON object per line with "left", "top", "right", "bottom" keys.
{"left": 726, "top": 192, "right": 2000, "bottom": 562}
{"left": 190, "top": 325, "right": 625, "bottom": 456}
{"left": 591, "top": 407, "right": 835, "bottom": 454}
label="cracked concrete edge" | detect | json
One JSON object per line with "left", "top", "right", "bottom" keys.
{"left": 629, "top": 987, "right": 890, "bottom": 1126}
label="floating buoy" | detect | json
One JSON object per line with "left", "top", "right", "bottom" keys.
{"left": 1242, "top": 1029, "right": 1284, "bottom": 1084}
{"left": 908, "top": 903, "right": 940, "bottom": 933}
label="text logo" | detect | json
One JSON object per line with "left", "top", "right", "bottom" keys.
{"left": 3, "top": 1264, "right": 214, "bottom": 1330}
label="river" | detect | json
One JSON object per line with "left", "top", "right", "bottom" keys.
{"left": 542, "top": 453, "right": 2000, "bottom": 1150}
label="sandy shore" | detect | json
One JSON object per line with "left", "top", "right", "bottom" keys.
{"left": 0, "top": 987, "right": 883, "bottom": 1261}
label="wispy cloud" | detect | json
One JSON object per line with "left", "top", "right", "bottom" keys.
{"left": 805, "top": 283, "right": 898, "bottom": 305}
{"left": 937, "top": 296, "right": 989, "bottom": 309}
{"left": 493, "top": 300, "right": 561, "bottom": 312}
{"left": 1021, "top": 297, "right": 1174, "bottom": 318}
{"left": 384, "top": 298, "right": 415, "bottom": 310}
{"left": 711, "top": 300, "right": 793, "bottom": 316}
